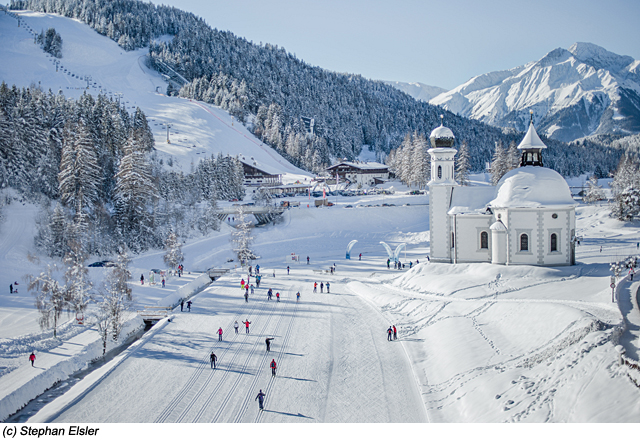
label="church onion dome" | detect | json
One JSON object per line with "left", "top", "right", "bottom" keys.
{"left": 429, "top": 124, "right": 455, "bottom": 149}
{"left": 488, "top": 167, "right": 577, "bottom": 209}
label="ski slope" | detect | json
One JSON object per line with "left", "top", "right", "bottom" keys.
{"left": 0, "top": 10, "right": 311, "bottom": 180}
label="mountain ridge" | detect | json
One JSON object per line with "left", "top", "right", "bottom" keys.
{"left": 430, "top": 42, "right": 640, "bottom": 142}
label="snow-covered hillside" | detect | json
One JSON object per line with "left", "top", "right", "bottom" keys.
{"left": 430, "top": 43, "right": 640, "bottom": 142}
{"left": 0, "top": 10, "right": 311, "bottom": 181}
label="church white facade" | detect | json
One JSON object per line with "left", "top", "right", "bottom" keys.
{"left": 428, "top": 121, "right": 577, "bottom": 266}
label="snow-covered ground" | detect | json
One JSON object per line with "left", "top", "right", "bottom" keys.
{"left": 1, "top": 7, "right": 640, "bottom": 432}
{"left": 2, "top": 187, "right": 640, "bottom": 425}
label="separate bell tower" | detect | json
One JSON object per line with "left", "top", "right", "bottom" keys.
{"left": 427, "top": 116, "right": 458, "bottom": 262}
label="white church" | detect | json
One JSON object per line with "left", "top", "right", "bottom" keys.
{"left": 428, "top": 119, "right": 577, "bottom": 266}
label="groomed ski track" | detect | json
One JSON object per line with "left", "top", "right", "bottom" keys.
{"left": 42, "top": 269, "right": 428, "bottom": 423}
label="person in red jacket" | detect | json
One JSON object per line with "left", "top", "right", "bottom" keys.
{"left": 29, "top": 352, "right": 36, "bottom": 367}
{"left": 243, "top": 319, "right": 251, "bottom": 334}
{"left": 270, "top": 359, "right": 277, "bottom": 376}
{"left": 217, "top": 327, "right": 223, "bottom": 341}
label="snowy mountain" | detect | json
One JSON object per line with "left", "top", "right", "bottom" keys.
{"left": 430, "top": 43, "right": 640, "bottom": 142}
{"left": 383, "top": 80, "right": 447, "bottom": 103}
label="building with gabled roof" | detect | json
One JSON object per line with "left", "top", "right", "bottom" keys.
{"left": 325, "top": 161, "right": 389, "bottom": 187}
{"left": 428, "top": 118, "right": 577, "bottom": 266}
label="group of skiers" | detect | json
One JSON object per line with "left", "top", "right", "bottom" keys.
{"left": 312, "top": 281, "right": 330, "bottom": 293}
{"left": 386, "top": 259, "right": 421, "bottom": 270}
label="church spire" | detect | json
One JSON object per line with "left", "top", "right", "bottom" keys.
{"left": 518, "top": 111, "right": 546, "bottom": 167}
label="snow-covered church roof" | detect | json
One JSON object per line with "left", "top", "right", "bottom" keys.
{"left": 517, "top": 121, "right": 547, "bottom": 150}
{"left": 488, "top": 166, "right": 577, "bottom": 209}
{"left": 447, "top": 186, "right": 496, "bottom": 215}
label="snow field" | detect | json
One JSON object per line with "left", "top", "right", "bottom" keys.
{"left": 38, "top": 268, "right": 427, "bottom": 423}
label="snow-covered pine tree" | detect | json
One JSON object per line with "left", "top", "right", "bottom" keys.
{"left": 63, "top": 240, "right": 91, "bottom": 316}
{"left": 411, "top": 132, "right": 429, "bottom": 189}
{"left": 491, "top": 141, "right": 508, "bottom": 185}
{"left": 456, "top": 141, "right": 471, "bottom": 186}
{"left": 231, "top": 205, "right": 256, "bottom": 264}
{"left": 506, "top": 141, "right": 519, "bottom": 171}
{"left": 610, "top": 155, "right": 640, "bottom": 221}
{"left": 113, "top": 134, "right": 159, "bottom": 252}
{"left": 583, "top": 175, "right": 605, "bottom": 204}
{"left": 198, "top": 197, "right": 221, "bottom": 236}
{"left": 58, "top": 120, "right": 101, "bottom": 216}
{"left": 163, "top": 230, "right": 184, "bottom": 271}
{"left": 132, "top": 107, "right": 154, "bottom": 152}
{"left": 396, "top": 133, "right": 411, "bottom": 186}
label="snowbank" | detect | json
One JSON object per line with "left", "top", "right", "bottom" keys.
{"left": 0, "top": 314, "right": 144, "bottom": 422}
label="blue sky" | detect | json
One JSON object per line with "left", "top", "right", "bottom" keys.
{"left": 160, "top": 0, "right": 640, "bottom": 90}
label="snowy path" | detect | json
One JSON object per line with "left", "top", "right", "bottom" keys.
{"left": 37, "top": 270, "right": 427, "bottom": 423}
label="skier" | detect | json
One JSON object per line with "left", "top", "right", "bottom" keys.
{"left": 296, "top": 291, "right": 300, "bottom": 302}
{"left": 359, "top": 253, "right": 362, "bottom": 260}
{"left": 273, "top": 270, "right": 276, "bottom": 278}
{"left": 243, "top": 319, "right": 251, "bottom": 333}
{"left": 234, "top": 321, "right": 239, "bottom": 334}
{"left": 268, "top": 288, "right": 273, "bottom": 301}
{"left": 256, "top": 264, "right": 260, "bottom": 274}
{"left": 409, "top": 261, "right": 413, "bottom": 269}
{"left": 241, "top": 278, "right": 245, "bottom": 290}
{"left": 29, "top": 352, "right": 36, "bottom": 367}
{"left": 218, "top": 327, "right": 223, "bottom": 341}
{"left": 162, "top": 277, "right": 165, "bottom": 288}
{"left": 387, "top": 326, "right": 393, "bottom": 341}
{"left": 9, "top": 284, "right": 12, "bottom": 294}
{"left": 210, "top": 352, "right": 217, "bottom": 369}
{"left": 256, "top": 389, "right": 266, "bottom": 410}
{"left": 244, "top": 291, "right": 249, "bottom": 302}
{"left": 326, "top": 282, "right": 330, "bottom": 293}
{"left": 180, "top": 299, "right": 184, "bottom": 312}
{"left": 307, "top": 256, "right": 310, "bottom": 265}
{"left": 276, "top": 292, "right": 280, "bottom": 302}
{"left": 140, "top": 274, "right": 144, "bottom": 285}
{"left": 320, "top": 282, "right": 323, "bottom": 293}
{"left": 187, "top": 300, "right": 192, "bottom": 312}
{"left": 256, "top": 275, "right": 261, "bottom": 288}
{"left": 393, "top": 325, "right": 397, "bottom": 340}
{"left": 249, "top": 265, "right": 252, "bottom": 275}
{"left": 251, "top": 285, "right": 255, "bottom": 295}
{"left": 313, "top": 282, "right": 317, "bottom": 293}
{"left": 387, "top": 259, "right": 390, "bottom": 269}
{"left": 270, "top": 359, "right": 277, "bottom": 376}
{"left": 287, "top": 266, "right": 290, "bottom": 275}
{"left": 265, "top": 337, "right": 274, "bottom": 352}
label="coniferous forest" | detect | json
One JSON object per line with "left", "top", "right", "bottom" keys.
{"left": 9, "top": 0, "right": 627, "bottom": 177}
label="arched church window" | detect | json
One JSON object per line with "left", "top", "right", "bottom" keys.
{"left": 550, "top": 233, "right": 557, "bottom": 252}
{"left": 520, "top": 234, "right": 529, "bottom": 251}
{"left": 437, "top": 166, "right": 442, "bottom": 179}
{"left": 480, "top": 231, "right": 488, "bottom": 249}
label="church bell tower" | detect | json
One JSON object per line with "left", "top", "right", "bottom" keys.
{"left": 428, "top": 116, "right": 458, "bottom": 262}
